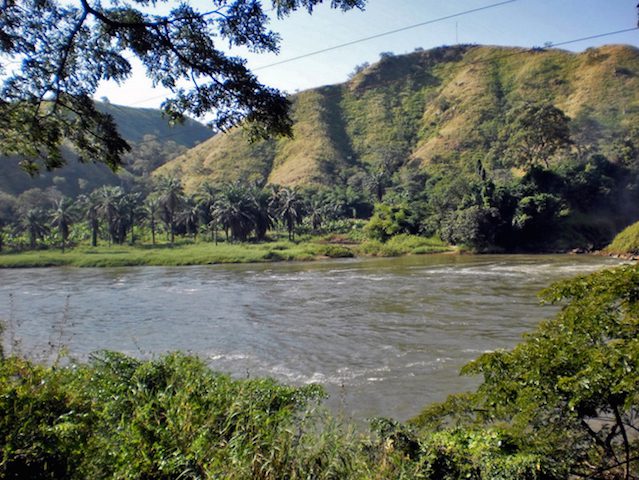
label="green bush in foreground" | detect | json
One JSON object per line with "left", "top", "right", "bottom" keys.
{"left": 1, "top": 265, "right": 638, "bottom": 478}
{"left": 414, "top": 264, "right": 639, "bottom": 479}
{"left": 0, "top": 351, "right": 559, "bottom": 479}
{"left": 0, "top": 352, "right": 340, "bottom": 479}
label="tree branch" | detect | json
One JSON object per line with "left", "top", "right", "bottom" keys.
{"left": 612, "top": 403, "right": 632, "bottom": 480}
{"left": 51, "top": 8, "right": 89, "bottom": 110}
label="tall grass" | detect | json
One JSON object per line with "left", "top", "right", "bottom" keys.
{"left": 0, "top": 350, "right": 555, "bottom": 479}
{"left": 605, "top": 220, "right": 639, "bottom": 255}
{"left": 0, "top": 235, "right": 452, "bottom": 268}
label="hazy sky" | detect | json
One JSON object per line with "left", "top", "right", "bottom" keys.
{"left": 94, "top": 0, "right": 639, "bottom": 110}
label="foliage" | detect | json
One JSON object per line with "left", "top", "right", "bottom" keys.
{"left": 415, "top": 264, "right": 639, "bottom": 479}
{"left": 0, "top": 0, "right": 366, "bottom": 172}
{"left": 50, "top": 197, "right": 78, "bottom": 252}
{"left": 356, "top": 234, "right": 449, "bottom": 256}
{"left": 364, "top": 202, "right": 420, "bottom": 242}
{"left": 155, "top": 44, "right": 639, "bottom": 196}
{"left": 502, "top": 102, "right": 572, "bottom": 168}
{"left": 0, "top": 192, "right": 17, "bottom": 252}
{"left": 606, "top": 220, "right": 639, "bottom": 255}
{"left": 439, "top": 205, "right": 500, "bottom": 251}
{"left": 156, "top": 176, "right": 185, "bottom": 244}
{"left": 269, "top": 186, "right": 305, "bottom": 241}
{"left": 0, "top": 352, "right": 330, "bottom": 479}
{"left": 2, "top": 45, "right": 639, "bottom": 253}
{"left": 0, "top": 101, "right": 212, "bottom": 198}
{"left": 2, "top": 265, "right": 639, "bottom": 478}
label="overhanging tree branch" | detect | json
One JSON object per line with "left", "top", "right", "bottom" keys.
{"left": 0, "top": 0, "right": 367, "bottom": 173}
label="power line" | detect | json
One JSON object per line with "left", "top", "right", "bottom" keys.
{"left": 128, "top": 24, "right": 638, "bottom": 109}
{"left": 252, "top": 0, "right": 519, "bottom": 71}
{"left": 128, "top": 26, "right": 639, "bottom": 148}
{"left": 126, "top": 0, "right": 519, "bottom": 106}
{"left": 462, "top": 26, "right": 639, "bottom": 68}
{"left": 548, "top": 27, "right": 638, "bottom": 49}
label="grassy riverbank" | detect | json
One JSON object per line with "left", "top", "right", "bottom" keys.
{"left": 0, "top": 234, "right": 451, "bottom": 268}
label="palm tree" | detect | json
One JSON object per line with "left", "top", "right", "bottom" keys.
{"left": 212, "top": 183, "right": 254, "bottom": 242}
{"left": 21, "top": 208, "right": 49, "bottom": 249}
{"left": 195, "top": 182, "right": 219, "bottom": 241}
{"left": 50, "top": 197, "right": 77, "bottom": 252}
{"left": 178, "top": 195, "right": 201, "bottom": 240}
{"left": 96, "top": 186, "right": 124, "bottom": 245}
{"left": 156, "top": 176, "right": 184, "bottom": 244}
{"left": 144, "top": 197, "right": 161, "bottom": 245}
{"left": 366, "top": 168, "right": 389, "bottom": 202}
{"left": 250, "top": 186, "right": 273, "bottom": 241}
{"left": 272, "top": 186, "right": 303, "bottom": 240}
{"left": 305, "top": 196, "right": 326, "bottom": 232}
{"left": 79, "top": 191, "right": 101, "bottom": 247}
{"left": 327, "top": 186, "right": 368, "bottom": 220}
{"left": 116, "top": 192, "right": 143, "bottom": 245}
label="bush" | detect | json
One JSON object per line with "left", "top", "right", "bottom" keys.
{"left": 0, "top": 352, "right": 329, "bottom": 479}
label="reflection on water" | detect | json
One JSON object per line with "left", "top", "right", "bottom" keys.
{"left": 0, "top": 254, "right": 624, "bottom": 421}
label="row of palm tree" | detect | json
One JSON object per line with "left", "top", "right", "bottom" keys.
{"left": 3, "top": 177, "right": 373, "bottom": 251}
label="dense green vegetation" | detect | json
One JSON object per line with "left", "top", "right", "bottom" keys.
{"left": 0, "top": 178, "right": 361, "bottom": 257}
{"left": 0, "top": 171, "right": 453, "bottom": 265}
{"left": 1, "top": 132, "right": 637, "bottom": 258}
{"left": 1, "top": 264, "right": 637, "bottom": 478}
{"left": 155, "top": 44, "right": 639, "bottom": 252}
{"left": 2, "top": 45, "right": 639, "bottom": 254}
{"left": 0, "top": 235, "right": 450, "bottom": 268}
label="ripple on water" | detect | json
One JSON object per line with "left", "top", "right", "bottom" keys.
{"left": 0, "top": 254, "right": 624, "bottom": 421}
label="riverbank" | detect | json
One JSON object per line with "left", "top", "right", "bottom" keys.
{"left": 0, "top": 234, "right": 451, "bottom": 268}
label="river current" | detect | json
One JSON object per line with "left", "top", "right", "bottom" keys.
{"left": 0, "top": 254, "right": 623, "bottom": 421}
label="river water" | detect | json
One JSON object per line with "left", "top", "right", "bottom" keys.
{"left": 0, "top": 254, "right": 623, "bottom": 421}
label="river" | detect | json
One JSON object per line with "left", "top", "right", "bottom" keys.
{"left": 0, "top": 254, "right": 623, "bottom": 422}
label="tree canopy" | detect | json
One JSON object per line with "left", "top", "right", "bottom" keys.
{"left": 0, "top": 0, "right": 366, "bottom": 173}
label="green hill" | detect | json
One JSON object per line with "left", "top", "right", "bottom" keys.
{"left": 605, "top": 220, "right": 639, "bottom": 255}
{"left": 0, "top": 102, "right": 213, "bottom": 197}
{"left": 156, "top": 44, "right": 639, "bottom": 191}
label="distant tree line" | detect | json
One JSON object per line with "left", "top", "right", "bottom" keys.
{"left": 0, "top": 101, "right": 638, "bottom": 253}
{"left": 0, "top": 177, "right": 374, "bottom": 252}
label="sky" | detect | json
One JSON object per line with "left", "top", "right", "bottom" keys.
{"left": 94, "top": 0, "right": 639, "bottom": 111}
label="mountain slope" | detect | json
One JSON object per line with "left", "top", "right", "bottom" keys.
{"left": 156, "top": 44, "right": 639, "bottom": 191}
{"left": 0, "top": 102, "right": 213, "bottom": 196}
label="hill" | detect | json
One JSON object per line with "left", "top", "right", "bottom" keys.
{"left": 605, "top": 220, "right": 639, "bottom": 255}
{"left": 156, "top": 44, "right": 639, "bottom": 191}
{"left": 0, "top": 102, "right": 213, "bottom": 197}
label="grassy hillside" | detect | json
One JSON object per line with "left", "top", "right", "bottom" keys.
{"left": 97, "top": 102, "right": 212, "bottom": 146}
{"left": 157, "top": 44, "right": 639, "bottom": 192}
{"left": 0, "top": 102, "right": 213, "bottom": 197}
{"left": 605, "top": 220, "right": 639, "bottom": 255}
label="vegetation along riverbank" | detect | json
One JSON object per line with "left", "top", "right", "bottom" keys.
{"left": 1, "top": 263, "right": 637, "bottom": 478}
{"left": 0, "top": 234, "right": 451, "bottom": 268}
{"left": 4, "top": 45, "right": 639, "bottom": 259}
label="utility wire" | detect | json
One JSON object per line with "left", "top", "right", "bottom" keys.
{"left": 548, "top": 27, "right": 638, "bottom": 49}
{"left": 127, "top": 0, "right": 519, "bottom": 106}
{"left": 128, "top": 24, "right": 638, "bottom": 110}
{"left": 252, "top": 0, "right": 519, "bottom": 70}
{"left": 460, "top": 26, "right": 639, "bottom": 69}
{"left": 129, "top": 23, "right": 639, "bottom": 147}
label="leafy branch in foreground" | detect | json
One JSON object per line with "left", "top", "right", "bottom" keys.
{"left": 415, "top": 264, "right": 639, "bottom": 479}
{"left": 0, "top": 0, "right": 366, "bottom": 173}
